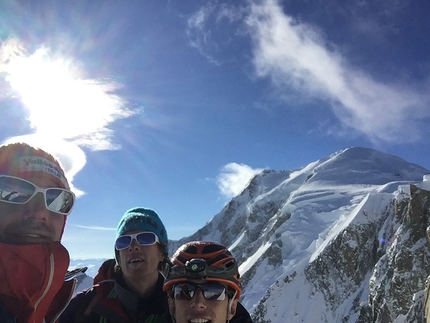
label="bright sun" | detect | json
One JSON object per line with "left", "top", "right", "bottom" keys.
{"left": 5, "top": 47, "right": 132, "bottom": 149}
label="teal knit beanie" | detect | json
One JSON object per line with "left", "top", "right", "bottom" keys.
{"left": 116, "top": 207, "right": 168, "bottom": 244}
{"left": 115, "top": 207, "right": 168, "bottom": 264}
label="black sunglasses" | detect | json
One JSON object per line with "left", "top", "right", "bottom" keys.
{"left": 172, "top": 282, "right": 228, "bottom": 301}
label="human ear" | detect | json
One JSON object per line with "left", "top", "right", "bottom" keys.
{"left": 168, "top": 296, "right": 176, "bottom": 316}
{"left": 227, "top": 299, "right": 238, "bottom": 320}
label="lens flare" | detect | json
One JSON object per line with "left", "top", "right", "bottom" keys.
{"left": 3, "top": 42, "right": 135, "bottom": 150}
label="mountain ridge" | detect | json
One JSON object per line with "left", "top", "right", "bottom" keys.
{"left": 70, "top": 147, "right": 430, "bottom": 322}
{"left": 168, "top": 147, "right": 430, "bottom": 322}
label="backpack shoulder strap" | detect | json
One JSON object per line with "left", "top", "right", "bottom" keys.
{"left": 83, "top": 294, "right": 99, "bottom": 317}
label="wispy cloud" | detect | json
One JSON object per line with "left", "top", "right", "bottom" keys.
{"left": 186, "top": 2, "right": 246, "bottom": 66}
{"left": 216, "top": 162, "right": 264, "bottom": 199}
{"left": 246, "top": 0, "right": 430, "bottom": 143}
{"left": 188, "top": 0, "right": 430, "bottom": 143}
{"left": 186, "top": 3, "right": 222, "bottom": 66}
{"left": 74, "top": 225, "right": 116, "bottom": 231}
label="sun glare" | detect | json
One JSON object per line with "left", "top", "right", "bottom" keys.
{"left": 5, "top": 47, "right": 133, "bottom": 149}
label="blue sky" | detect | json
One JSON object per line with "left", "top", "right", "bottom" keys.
{"left": 1, "top": 0, "right": 429, "bottom": 259}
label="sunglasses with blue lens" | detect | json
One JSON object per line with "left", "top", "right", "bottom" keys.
{"left": 0, "top": 175, "right": 75, "bottom": 215}
{"left": 115, "top": 232, "right": 159, "bottom": 250}
{"left": 172, "top": 282, "right": 227, "bottom": 301}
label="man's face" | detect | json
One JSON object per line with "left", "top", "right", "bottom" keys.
{"left": 118, "top": 230, "right": 165, "bottom": 284}
{"left": 0, "top": 174, "right": 66, "bottom": 244}
{"left": 168, "top": 282, "right": 238, "bottom": 323}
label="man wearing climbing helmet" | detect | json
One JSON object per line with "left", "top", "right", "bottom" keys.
{"left": 163, "top": 241, "right": 252, "bottom": 323}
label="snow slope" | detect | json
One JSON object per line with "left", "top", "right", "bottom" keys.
{"left": 71, "top": 147, "right": 430, "bottom": 322}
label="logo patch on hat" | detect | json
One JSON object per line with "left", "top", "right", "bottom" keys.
{"left": 20, "top": 156, "right": 67, "bottom": 186}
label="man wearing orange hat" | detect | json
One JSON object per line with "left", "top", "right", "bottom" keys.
{"left": 0, "top": 142, "right": 76, "bottom": 323}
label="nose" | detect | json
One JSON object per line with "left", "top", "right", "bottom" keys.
{"left": 190, "top": 289, "right": 207, "bottom": 309}
{"left": 128, "top": 237, "right": 141, "bottom": 250}
{"left": 23, "top": 192, "right": 49, "bottom": 221}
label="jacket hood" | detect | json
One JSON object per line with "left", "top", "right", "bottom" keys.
{"left": 0, "top": 241, "right": 71, "bottom": 323}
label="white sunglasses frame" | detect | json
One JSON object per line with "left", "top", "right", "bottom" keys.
{"left": 115, "top": 231, "right": 160, "bottom": 250}
{"left": 0, "top": 175, "right": 75, "bottom": 215}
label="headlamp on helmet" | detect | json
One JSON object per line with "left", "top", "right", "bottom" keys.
{"left": 163, "top": 241, "right": 242, "bottom": 300}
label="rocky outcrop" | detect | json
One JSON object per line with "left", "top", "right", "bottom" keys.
{"left": 361, "top": 186, "right": 430, "bottom": 322}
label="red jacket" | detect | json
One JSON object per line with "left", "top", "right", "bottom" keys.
{"left": 0, "top": 242, "right": 75, "bottom": 323}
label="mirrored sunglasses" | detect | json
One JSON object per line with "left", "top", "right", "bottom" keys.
{"left": 115, "top": 232, "right": 159, "bottom": 250}
{"left": 172, "top": 282, "right": 227, "bottom": 301}
{"left": 0, "top": 175, "right": 75, "bottom": 215}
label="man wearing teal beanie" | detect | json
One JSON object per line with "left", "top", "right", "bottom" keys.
{"left": 117, "top": 207, "right": 168, "bottom": 242}
{"left": 60, "top": 207, "right": 170, "bottom": 323}
{"left": 115, "top": 207, "right": 168, "bottom": 264}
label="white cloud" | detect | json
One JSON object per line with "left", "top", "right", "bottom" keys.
{"left": 216, "top": 162, "right": 264, "bottom": 199}
{"left": 246, "top": 0, "right": 430, "bottom": 143}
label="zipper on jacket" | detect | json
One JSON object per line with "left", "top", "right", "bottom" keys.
{"left": 34, "top": 253, "right": 55, "bottom": 311}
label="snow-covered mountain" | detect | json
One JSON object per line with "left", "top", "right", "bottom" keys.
{"left": 68, "top": 258, "right": 106, "bottom": 280}
{"left": 70, "top": 147, "right": 430, "bottom": 323}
